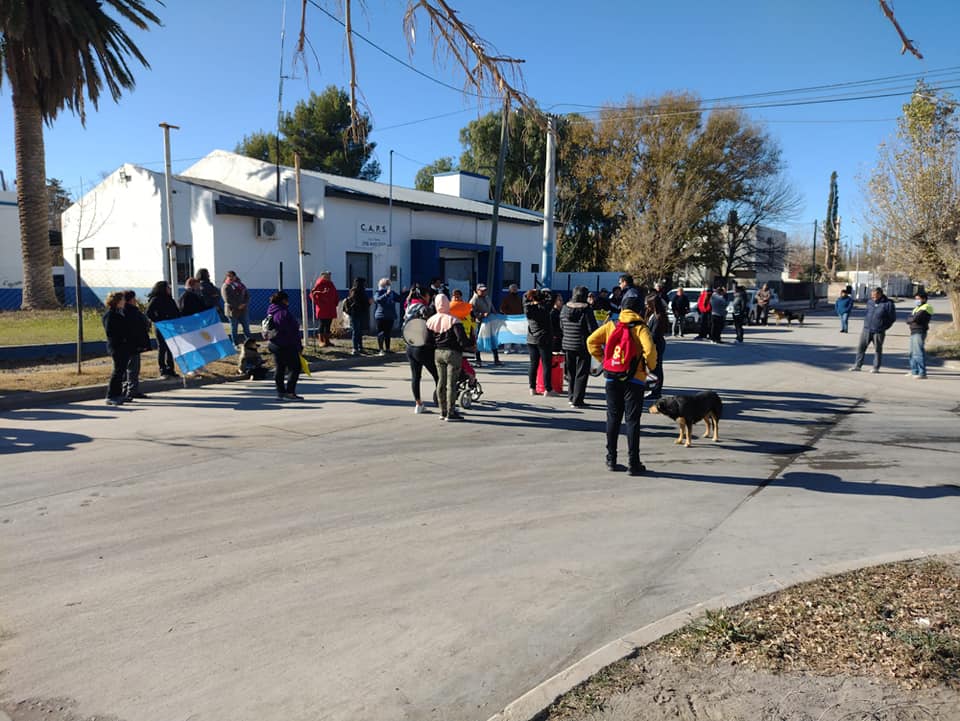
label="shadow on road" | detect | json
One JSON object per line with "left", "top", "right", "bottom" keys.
{"left": 0, "top": 427, "right": 93, "bottom": 454}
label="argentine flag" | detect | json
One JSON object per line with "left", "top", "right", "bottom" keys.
{"left": 476, "top": 314, "right": 528, "bottom": 352}
{"left": 154, "top": 308, "right": 235, "bottom": 373}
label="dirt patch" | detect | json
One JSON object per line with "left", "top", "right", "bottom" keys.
{"left": 542, "top": 555, "right": 960, "bottom": 721}
{"left": 2, "top": 696, "right": 121, "bottom": 721}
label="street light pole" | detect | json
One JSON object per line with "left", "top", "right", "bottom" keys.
{"left": 486, "top": 100, "right": 510, "bottom": 292}
{"left": 159, "top": 122, "right": 180, "bottom": 287}
{"left": 810, "top": 219, "right": 818, "bottom": 309}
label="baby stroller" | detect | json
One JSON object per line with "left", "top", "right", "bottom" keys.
{"left": 456, "top": 356, "right": 484, "bottom": 409}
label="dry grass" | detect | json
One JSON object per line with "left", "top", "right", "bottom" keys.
{"left": 543, "top": 556, "right": 960, "bottom": 720}
{"left": 0, "top": 336, "right": 390, "bottom": 395}
{"left": 929, "top": 326, "right": 960, "bottom": 361}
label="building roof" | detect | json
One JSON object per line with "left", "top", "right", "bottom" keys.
{"left": 175, "top": 175, "right": 314, "bottom": 222}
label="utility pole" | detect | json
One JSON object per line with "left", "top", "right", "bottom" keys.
{"left": 486, "top": 100, "right": 510, "bottom": 293}
{"left": 388, "top": 149, "right": 394, "bottom": 247}
{"left": 159, "top": 122, "right": 180, "bottom": 288}
{"left": 295, "top": 154, "right": 308, "bottom": 348}
{"left": 810, "top": 219, "right": 818, "bottom": 309}
{"left": 540, "top": 115, "right": 556, "bottom": 289}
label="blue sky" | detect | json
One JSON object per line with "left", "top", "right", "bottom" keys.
{"left": 1, "top": 0, "right": 957, "bottom": 250}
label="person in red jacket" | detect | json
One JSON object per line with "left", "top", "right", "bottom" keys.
{"left": 695, "top": 287, "right": 713, "bottom": 340}
{"left": 310, "top": 271, "right": 339, "bottom": 347}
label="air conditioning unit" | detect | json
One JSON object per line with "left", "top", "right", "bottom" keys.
{"left": 256, "top": 218, "right": 281, "bottom": 240}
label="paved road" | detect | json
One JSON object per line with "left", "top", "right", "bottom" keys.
{"left": 2, "top": 303, "right": 958, "bottom": 721}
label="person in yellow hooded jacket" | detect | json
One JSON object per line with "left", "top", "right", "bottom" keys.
{"left": 587, "top": 295, "right": 658, "bottom": 476}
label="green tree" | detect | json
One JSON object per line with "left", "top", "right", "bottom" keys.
{"left": 822, "top": 171, "right": 839, "bottom": 278}
{"left": 47, "top": 178, "right": 72, "bottom": 231}
{"left": 866, "top": 82, "right": 960, "bottom": 330}
{"left": 414, "top": 157, "right": 455, "bottom": 191}
{"left": 1, "top": 0, "right": 161, "bottom": 309}
{"left": 236, "top": 86, "right": 380, "bottom": 180}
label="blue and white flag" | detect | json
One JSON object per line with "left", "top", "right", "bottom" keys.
{"left": 154, "top": 308, "right": 235, "bottom": 373}
{"left": 476, "top": 314, "right": 528, "bottom": 352}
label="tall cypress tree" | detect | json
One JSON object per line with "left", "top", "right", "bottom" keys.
{"left": 823, "top": 172, "right": 839, "bottom": 279}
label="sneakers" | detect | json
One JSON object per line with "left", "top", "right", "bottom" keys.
{"left": 285, "top": 393, "right": 305, "bottom": 400}
{"left": 446, "top": 412, "right": 464, "bottom": 422}
{"left": 916, "top": 374, "right": 927, "bottom": 379}
{"left": 105, "top": 397, "right": 124, "bottom": 406}
{"left": 378, "top": 350, "right": 387, "bottom": 356}
{"left": 352, "top": 349, "right": 361, "bottom": 356}
{"left": 529, "top": 388, "right": 536, "bottom": 396}
{"left": 492, "top": 361, "right": 505, "bottom": 367}
{"left": 848, "top": 366, "right": 861, "bottom": 372}
{"left": 414, "top": 403, "right": 424, "bottom": 414}
{"left": 870, "top": 368, "right": 880, "bottom": 374}
{"left": 542, "top": 390, "right": 557, "bottom": 397}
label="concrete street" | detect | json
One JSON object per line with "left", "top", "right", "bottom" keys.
{"left": 1, "top": 302, "right": 958, "bottom": 721}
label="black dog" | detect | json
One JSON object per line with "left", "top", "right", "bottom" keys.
{"left": 773, "top": 308, "right": 805, "bottom": 326}
{"left": 649, "top": 391, "right": 723, "bottom": 447}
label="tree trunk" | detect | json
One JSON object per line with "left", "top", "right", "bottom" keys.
{"left": 947, "top": 287, "right": 960, "bottom": 333}
{"left": 13, "top": 86, "right": 58, "bottom": 309}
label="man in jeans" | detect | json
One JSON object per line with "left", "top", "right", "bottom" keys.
{"left": 906, "top": 291, "right": 933, "bottom": 379}
{"left": 849, "top": 287, "right": 897, "bottom": 373}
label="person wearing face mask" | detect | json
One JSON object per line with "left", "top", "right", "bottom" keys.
{"left": 906, "top": 292, "right": 934, "bottom": 379}
{"left": 374, "top": 277, "right": 401, "bottom": 355}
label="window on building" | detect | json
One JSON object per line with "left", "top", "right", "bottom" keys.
{"left": 106, "top": 247, "right": 120, "bottom": 260}
{"left": 81, "top": 247, "right": 94, "bottom": 261}
{"left": 502, "top": 261, "right": 521, "bottom": 288}
{"left": 175, "top": 245, "right": 194, "bottom": 284}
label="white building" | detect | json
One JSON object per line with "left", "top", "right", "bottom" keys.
{"left": 60, "top": 150, "right": 550, "bottom": 319}
{"left": 0, "top": 190, "right": 21, "bottom": 309}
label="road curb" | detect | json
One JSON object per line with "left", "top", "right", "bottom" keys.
{"left": 485, "top": 544, "right": 960, "bottom": 721}
{"left": 0, "top": 352, "right": 403, "bottom": 412}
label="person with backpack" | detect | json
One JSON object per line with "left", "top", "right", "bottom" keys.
{"left": 560, "top": 285, "right": 599, "bottom": 408}
{"left": 403, "top": 285, "right": 439, "bottom": 414}
{"left": 587, "top": 295, "right": 658, "bottom": 476}
{"left": 310, "top": 271, "right": 338, "bottom": 347}
{"left": 374, "top": 277, "right": 401, "bottom": 355}
{"left": 266, "top": 291, "right": 304, "bottom": 400}
{"left": 343, "top": 278, "right": 372, "bottom": 355}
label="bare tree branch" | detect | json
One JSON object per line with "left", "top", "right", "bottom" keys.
{"left": 878, "top": 0, "right": 923, "bottom": 60}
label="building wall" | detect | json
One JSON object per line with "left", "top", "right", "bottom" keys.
{"left": 0, "top": 190, "right": 22, "bottom": 309}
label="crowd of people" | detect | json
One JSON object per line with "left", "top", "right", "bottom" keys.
{"left": 102, "top": 270, "right": 933, "bottom": 471}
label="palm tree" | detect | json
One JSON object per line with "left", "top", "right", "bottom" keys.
{"left": 1, "top": 0, "right": 161, "bottom": 309}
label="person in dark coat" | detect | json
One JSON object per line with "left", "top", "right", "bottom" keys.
{"left": 850, "top": 287, "right": 897, "bottom": 373}
{"left": 178, "top": 277, "right": 207, "bottom": 317}
{"left": 196, "top": 268, "right": 223, "bottom": 319}
{"left": 373, "top": 277, "right": 401, "bottom": 355}
{"left": 404, "top": 285, "right": 439, "bottom": 414}
{"left": 907, "top": 292, "right": 934, "bottom": 379}
{"left": 266, "top": 291, "right": 304, "bottom": 400}
{"left": 102, "top": 291, "right": 132, "bottom": 406}
{"left": 344, "top": 277, "right": 372, "bottom": 355}
{"left": 644, "top": 292, "right": 669, "bottom": 399}
{"left": 146, "top": 280, "right": 181, "bottom": 378}
{"left": 835, "top": 288, "right": 854, "bottom": 333}
{"left": 670, "top": 288, "right": 690, "bottom": 337}
{"left": 122, "top": 290, "right": 152, "bottom": 401}
{"left": 524, "top": 288, "right": 555, "bottom": 396}
{"left": 730, "top": 285, "right": 748, "bottom": 344}
{"left": 550, "top": 292, "right": 564, "bottom": 352}
{"left": 560, "top": 285, "right": 599, "bottom": 408}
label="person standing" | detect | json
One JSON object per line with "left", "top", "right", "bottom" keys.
{"left": 102, "top": 292, "right": 132, "bottom": 406}
{"left": 550, "top": 292, "right": 564, "bottom": 352}
{"left": 670, "top": 287, "right": 690, "bottom": 337}
{"left": 618, "top": 273, "right": 641, "bottom": 303}
{"left": 146, "top": 280, "right": 180, "bottom": 378}
{"left": 122, "top": 290, "right": 152, "bottom": 401}
{"left": 266, "top": 291, "right": 304, "bottom": 400}
{"left": 427, "top": 294, "right": 470, "bottom": 421}
{"left": 470, "top": 284, "right": 501, "bottom": 366}
{"left": 849, "top": 287, "right": 897, "bottom": 373}
{"left": 196, "top": 268, "right": 222, "bottom": 318}
{"left": 404, "top": 286, "right": 439, "bottom": 414}
{"left": 178, "top": 277, "right": 206, "bottom": 317}
{"left": 221, "top": 270, "right": 251, "bottom": 344}
{"left": 695, "top": 287, "right": 712, "bottom": 340}
{"left": 644, "top": 292, "right": 668, "bottom": 399}
{"left": 373, "top": 277, "right": 401, "bottom": 355}
{"left": 755, "top": 283, "right": 773, "bottom": 325}
{"left": 709, "top": 287, "right": 728, "bottom": 343}
{"left": 310, "top": 271, "right": 338, "bottom": 347}
{"left": 344, "top": 277, "right": 371, "bottom": 355}
{"left": 906, "top": 292, "right": 933, "bottom": 379}
{"left": 587, "top": 296, "right": 657, "bottom": 476}
{"left": 560, "top": 286, "right": 598, "bottom": 408}
{"left": 731, "top": 285, "right": 748, "bottom": 344}
{"left": 524, "top": 288, "right": 555, "bottom": 396}
{"left": 835, "top": 288, "right": 854, "bottom": 333}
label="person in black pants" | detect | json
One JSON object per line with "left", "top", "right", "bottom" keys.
{"left": 122, "top": 290, "right": 152, "bottom": 400}
{"left": 103, "top": 291, "right": 132, "bottom": 406}
{"left": 644, "top": 292, "right": 668, "bottom": 399}
{"left": 524, "top": 288, "right": 555, "bottom": 396}
{"left": 146, "top": 280, "right": 180, "bottom": 378}
{"left": 266, "top": 291, "right": 304, "bottom": 400}
{"left": 586, "top": 296, "right": 658, "bottom": 476}
{"left": 559, "top": 285, "right": 598, "bottom": 408}
{"left": 403, "top": 286, "right": 439, "bottom": 414}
